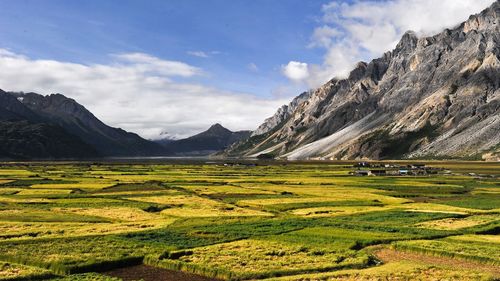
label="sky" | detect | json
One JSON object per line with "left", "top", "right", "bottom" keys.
{"left": 0, "top": 0, "right": 494, "bottom": 139}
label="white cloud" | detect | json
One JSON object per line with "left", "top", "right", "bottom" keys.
{"left": 288, "top": 0, "right": 494, "bottom": 87}
{"left": 282, "top": 61, "right": 310, "bottom": 82}
{"left": 0, "top": 49, "right": 287, "bottom": 139}
{"left": 114, "top": 52, "right": 202, "bottom": 77}
{"left": 308, "top": 25, "right": 342, "bottom": 48}
{"left": 187, "top": 51, "right": 209, "bottom": 58}
{"left": 247, "top": 62, "right": 259, "bottom": 72}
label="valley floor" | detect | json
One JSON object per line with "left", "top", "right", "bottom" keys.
{"left": 0, "top": 160, "right": 498, "bottom": 280}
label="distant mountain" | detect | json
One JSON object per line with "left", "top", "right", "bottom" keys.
{"left": 0, "top": 89, "right": 165, "bottom": 158}
{"left": 227, "top": 1, "right": 500, "bottom": 161}
{"left": 156, "top": 123, "right": 251, "bottom": 156}
{"left": 0, "top": 120, "right": 98, "bottom": 159}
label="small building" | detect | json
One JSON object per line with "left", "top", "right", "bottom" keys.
{"left": 354, "top": 162, "right": 371, "bottom": 168}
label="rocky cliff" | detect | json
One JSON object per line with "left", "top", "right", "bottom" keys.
{"left": 227, "top": 1, "right": 500, "bottom": 160}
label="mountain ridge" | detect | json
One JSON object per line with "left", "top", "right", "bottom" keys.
{"left": 0, "top": 89, "right": 165, "bottom": 158}
{"left": 156, "top": 123, "right": 251, "bottom": 156}
{"left": 227, "top": 1, "right": 500, "bottom": 161}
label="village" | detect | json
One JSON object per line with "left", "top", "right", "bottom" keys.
{"left": 350, "top": 162, "right": 443, "bottom": 176}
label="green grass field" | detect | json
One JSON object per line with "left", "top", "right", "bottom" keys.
{"left": 0, "top": 161, "right": 498, "bottom": 280}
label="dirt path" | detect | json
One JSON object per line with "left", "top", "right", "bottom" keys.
{"left": 103, "top": 264, "right": 221, "bottom": 281}
{"left": 374, "top": 248, "right": 500, "bottom": 277}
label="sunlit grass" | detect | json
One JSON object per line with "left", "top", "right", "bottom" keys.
{"left": 0, "top": 161, "right": 498, "bottom": 280}
{"left": 417, "top": 214, "right": 499, "bottom": 230}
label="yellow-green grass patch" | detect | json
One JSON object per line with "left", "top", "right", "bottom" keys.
{"left": 172, "top": 238, "right": 368, "bottom": 279}
{"left": 446, "top": 234, "right": 500, "bottom": 244}
{"left": 15, "top": 189, "right": 74, "bottom": 196}
{"left": 0, "top": 188, "right": 21, "bottom": 195}
{"left": 0, "top": 261, "right": 53, "bottom": 280}
{"left": 0, "top": 170, "right": 35, "bottom": 176}
{"left": 291, "top": 205, "right": 394, "bottom": 217}
{"left": 0, "top": 209, "right": 108, "bottom": 223}
{"left": 417, "top": 214, "right": 499, "bottom": 230}
{"left": 0, "top": 219, "right": 175, "bottom": 240}
{"left": 400, "top": 202, "right": 484, "bottom": 214}
{"left": 0, "top": 196, "right": 50, "bottom": 203}
{"left": 178, "top": 184, "right": 275, "bottom": 195}
{"left": 263, "top": 260, "right": 495, "bottom": 281}
{"left": 54, "top": 207, "right": 161, "bottom": 222}
{"left": 238, "top": 192, "right": 407, "bottom": 208}
{"left": 30, "top": 183, "right": 116, "bottom": 190}
{"left": 393, "top": 238, "right": 500, "bottom": 265}
{"left": 93, "top": 190, "right": 173, "bottom": 196}
{"left": 472, "top": 187, "right": 500, "bottom": 195}
{"left": 129, "top": 195, "right": 272, "bottom": 217}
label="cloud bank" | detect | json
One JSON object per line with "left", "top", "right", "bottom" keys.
{"left": 284, "top": 0, "right": 494, "bottom": 87}
{"left": 0, "top": 49, "right": 287, "bottom": 139}
{"left": 282, "top": 61, "right": 309, "bottom": 82}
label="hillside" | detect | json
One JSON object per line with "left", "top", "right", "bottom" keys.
{"left": 0, "top": 89, "right": 165, "bottom": 158}
{"left": 0, "top": 120, "right": 99, "bottom": 159}
{"left": 227, "top": 1, "right": 500, "bottom": 160}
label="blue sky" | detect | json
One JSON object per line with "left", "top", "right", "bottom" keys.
{"left": 0, "top": 0, "right": 330, "bottom": 97}
{"left": 0, "top": 0, "right": 493, "bottom": 138}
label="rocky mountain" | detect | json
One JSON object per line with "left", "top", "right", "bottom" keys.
{"left": 227, "top": 1, "right": 500, "bottom": 160}
{"left": 156, "top": 123, "right": 251, "bottom": 156}
{"left": 251, "top": 91, "right": 312, "bottom": 137}
{"left": 0, "top": 89, "right": 165, "bottom": 158}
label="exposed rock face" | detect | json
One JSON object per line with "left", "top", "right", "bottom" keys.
{"left": 157, "top": 123, "right": 251, "bottom": 156}
{"left": 251, "top": 91, "right": 312, "bottom": 137}
{"left": 228, "top": 1, "right": 500, "bottom": 160}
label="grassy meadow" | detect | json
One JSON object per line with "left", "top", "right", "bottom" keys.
{"left": 0, "top": 160, "right": 498, "bottom": 280}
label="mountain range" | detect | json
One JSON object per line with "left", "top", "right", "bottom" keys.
{"left": 226, "top": 1, "right": 500, "bottom": 161}
{"left": 0, "top": 90, "right": 245, "bottom": 159}
{"left": 0, "top": 2, "right": 498, "bottom": 160}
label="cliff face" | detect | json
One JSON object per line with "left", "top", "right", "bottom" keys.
{"left": 228, "top": 1, "right": 500, "bottom": 160}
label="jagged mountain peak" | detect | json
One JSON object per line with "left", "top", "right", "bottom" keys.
{"left": 228, "top": 1, "right": 500, "bottom": 160}
{"left": 394, "top": 30, "right": 419, "bottom": 54}
{"left": 205, "top": 123, "right": 231, "bottom": 134}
